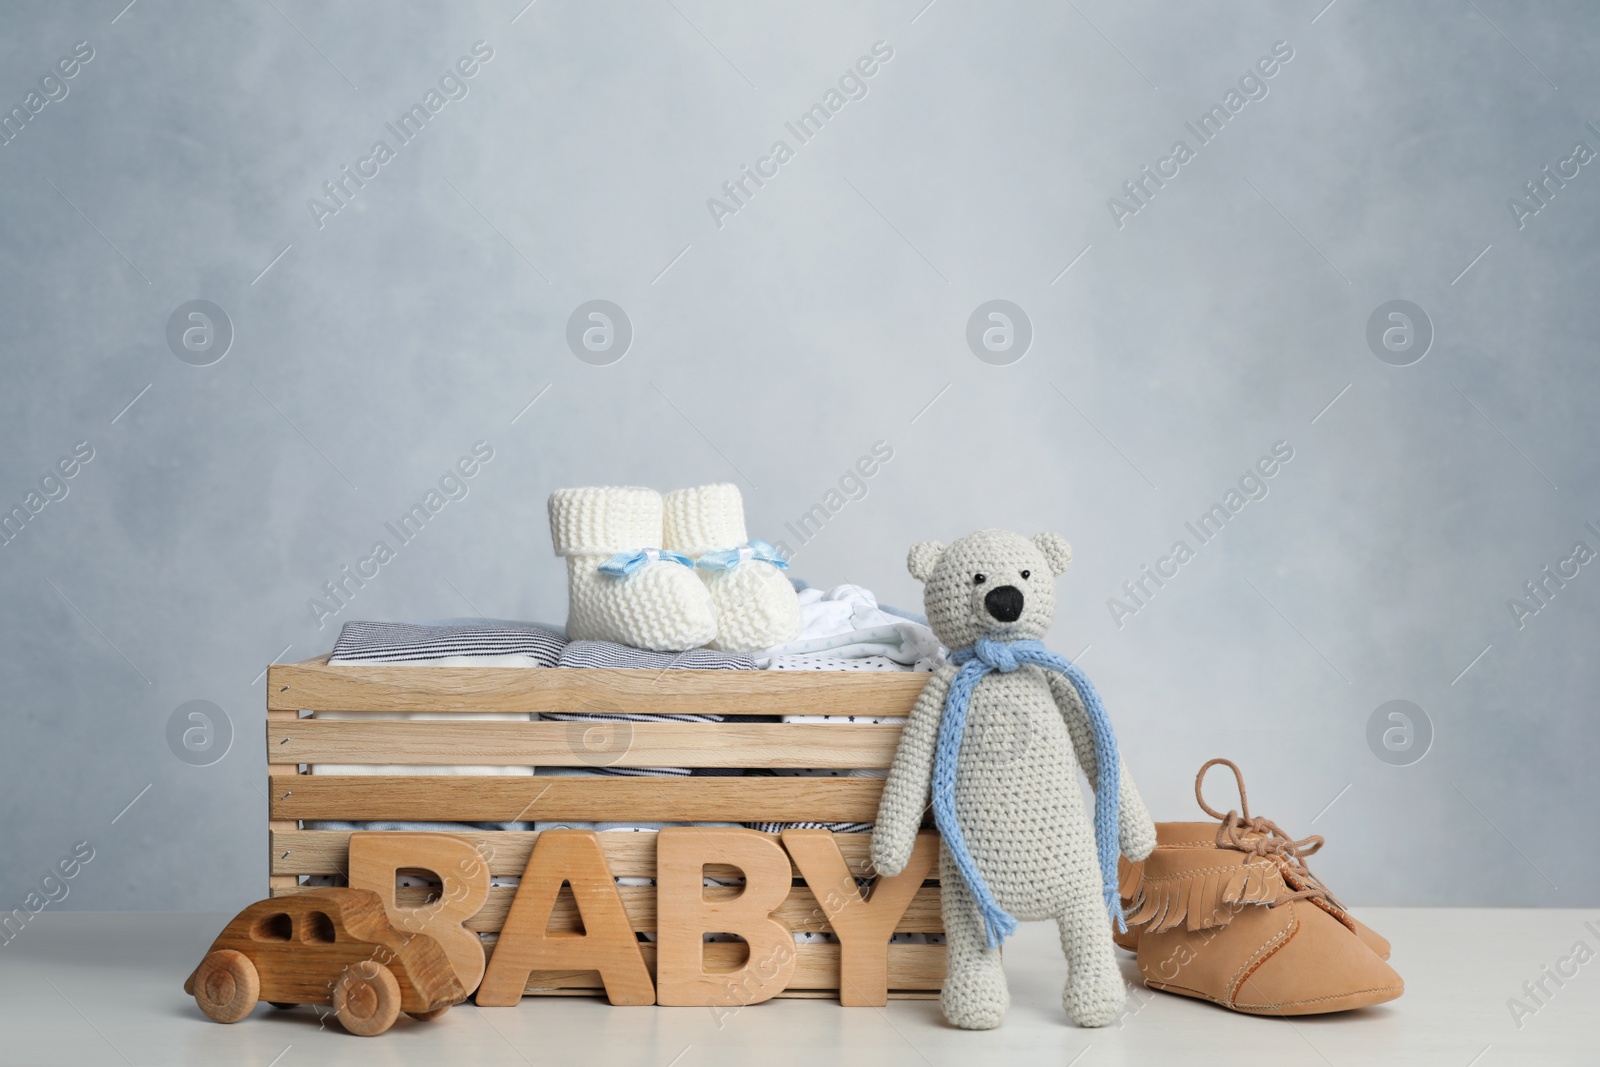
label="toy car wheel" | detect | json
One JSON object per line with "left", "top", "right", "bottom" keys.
{"left": 332, "top": 960, "right": 402, "bottom": 1037}
{"left": 192, "top": 949, "right": 260, "bottom": 1024}
{"left": 408, "top": 1005, "right": 451, "bottom": 1021}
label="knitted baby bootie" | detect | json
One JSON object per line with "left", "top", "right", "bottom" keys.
{"left": 663, "top": 483, "right": 801, "bottom": 652}
{"left": 549, "top": 486, "right": 717, "bottom": 652}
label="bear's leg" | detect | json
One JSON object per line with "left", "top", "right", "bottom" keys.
{"left": 938, "top": 847, "right": 1008, "bottom": 1030}
{"left": 1055, "top": 881, "right": 1126, "bottom": 1028}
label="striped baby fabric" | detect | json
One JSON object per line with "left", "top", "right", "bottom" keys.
{"left": 744, "top": 766, "right": 884, "bottom": 834}
{"left": 542, "top": 639, "right": 758, "bottom": 780}
{"left": 330, "top": 620, "right": 567, "bottom": 665}
{"left": 325, "top": 625, "right": 881, "bottom": 832}
{"left": 753, "top": 819, "right": 876, "bottom": 837}
{"left": 554, "top": 640, "right": 757, "bottom": 671}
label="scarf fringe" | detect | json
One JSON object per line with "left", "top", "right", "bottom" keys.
{"left": 979, "top": 902, "right": 1019, "bottom": 950}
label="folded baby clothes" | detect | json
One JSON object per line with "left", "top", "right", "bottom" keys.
{"left": 746, "top": 583, "right": 937, "bottom": 835}
{"left": 555, "top": 640, "right": 757, "bottom": 671}
{"left": 314, "top": 621, "right": 557, "bottom": 831}
{"left": 745, "top": 766, "right": 882, "bottom": 835}
{"left": 329, "top": 619, "right": 567, "bottom": 666}
{"left": 767, "top": 654, "right": 933, "bottom": 673}
{"left": 756, "top": 583, "right": 944, "bottom": 671}
{"left": 747, "top": 817, "right": 875, "bottom": 834}
{"left": 531, "top": 818, "right": 741, "bottom": 832}
{"left": 791, "top": 581, "right": 929, "bottom": 637}
{"left": 759, "top": 701, "right": 903, "bottom": 835}
{"left": 318, "top": 620, "right": 554, "bottom": 779}
{"left": 541, "top": 638, "right": 758, "bottom": 790}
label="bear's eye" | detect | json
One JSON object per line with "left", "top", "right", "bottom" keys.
{"left": 972, "top": 573, "right": 986, "bottom": 585}
{"left": 1020, "top": 569, "right": 1031, "bottom": 580}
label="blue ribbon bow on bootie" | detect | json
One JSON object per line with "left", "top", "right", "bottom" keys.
{"left": 935, "top": 637, "right": 1126, "bottom": 949}
{"left": 596, "top": 547, "right": 694, "bottom": 576}
{"left": 693, "top": 539, "right": 789, "bottom": 571}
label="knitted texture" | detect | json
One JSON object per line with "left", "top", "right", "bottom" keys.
{"left": 663, "top": 483, "right": 801, "bottom": 652}
{"left": 938, "top": 638, "right": 1125, "bottom": 949}
{"left": 662, "top": 483, "right": 746, "bottom": 556}
{"left": 871, "top": 529, "right": 1157, "bottom": 1030}
{"left": 548, "top": 486, "right": 716, "bottom": 652}
{"left": 549, "top": 486, "right": 662, "bottom": 555}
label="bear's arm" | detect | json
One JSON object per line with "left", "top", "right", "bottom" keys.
{"left": 1045, "top": 671, "right": 1157, "bottom": 862}
{"left": 870, "top": 665, "right": 954, "bottom": 877}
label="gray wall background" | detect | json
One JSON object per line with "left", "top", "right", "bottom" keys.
{"left": 1, "top": 0, "right": 1595, "bottom": 912}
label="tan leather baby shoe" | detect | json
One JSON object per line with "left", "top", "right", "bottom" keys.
{"left": 1114, "top": 759, "right": 1401, "bottom": 1015}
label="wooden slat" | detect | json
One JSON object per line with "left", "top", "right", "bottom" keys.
{"left": 493, "top": 942, "right": 946, "bottom": 995}
{"left": 271, "top": 776, "right": 888, "bottom": 823}
{"left": 272, "top": 719, "right": 904, "bottom": 768}
{"left": 268, "top": 662, "right": 925, "bottom": 716}
{"left": 274, "top": 883, "right": 944, "bottom": 934}
{"left": 266, "top": 707, "right": 302, "bottom": 891}
{"left": 271, "top": 829, "right": 886, "bottom": 879}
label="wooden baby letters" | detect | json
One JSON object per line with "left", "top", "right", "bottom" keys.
{"left": 476, "top": 829, "right": 654, "bottom": 1006}
{"left": 343, "top": 827, "right": 934, "bottom": 1007}
{"left": 782, "top": 828, "right": 938, "bottom": 1007}
{"left": 656, "top": 827, "right": 798, "bottom": 1008}
{"left": 347, "top": 831, "right": 491, "bottom": 993}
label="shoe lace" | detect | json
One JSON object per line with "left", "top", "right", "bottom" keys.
{"left": 1194, "top": 758, "right": 1343, "bottom": 910}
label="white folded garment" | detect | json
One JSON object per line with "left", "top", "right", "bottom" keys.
{"left": 751, "top": 584, "right": 941, "bottom": 834}
{"left": 790, "top": 584, "right": 916, "bottom": 641}
{"left": 756, "top": 584, "right": 943, "bottom": 670}
{"left": 767, "top": 654, "right": 931, "bottom": 673}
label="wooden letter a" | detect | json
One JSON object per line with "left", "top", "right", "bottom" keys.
{"left": 476, "top": 830, "right": 654, "bottom": 1006}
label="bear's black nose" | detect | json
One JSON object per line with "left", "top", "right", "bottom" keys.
{"left": 984, "top": 585, "right": 1024, "bottom": 622}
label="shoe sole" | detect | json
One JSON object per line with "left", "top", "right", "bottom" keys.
{"left": 1119, "top": 933, "right": 1392, "bottom": 962}
{"left": 1145, "top": 979, "right": 1404, "bottom": 1016}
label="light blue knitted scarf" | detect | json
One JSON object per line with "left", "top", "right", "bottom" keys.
{"left": 936, "top": 637, "right": 1126, "bottom": 949}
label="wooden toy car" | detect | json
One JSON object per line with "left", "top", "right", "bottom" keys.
{"left": 184, "top": 887, "right": 467, "bottom": 1036}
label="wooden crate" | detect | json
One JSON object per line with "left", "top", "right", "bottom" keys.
{"left": 265, "top": 657, "right": 943, "bottom": 1001}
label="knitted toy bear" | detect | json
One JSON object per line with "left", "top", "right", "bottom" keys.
{"left": 872, "top": 529, "right": 1156, "bottom": 1030}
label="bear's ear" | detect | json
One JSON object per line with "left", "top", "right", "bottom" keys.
{"left": 1032, "top": 532, "right": 1072, "bottom": 575}
{"left": 906, "top": 541, "right": 946, "bottom": 582}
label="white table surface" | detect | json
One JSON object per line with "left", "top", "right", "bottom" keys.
{"left": 0, "top": 909, "right": 1593, "bottom": 1065}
